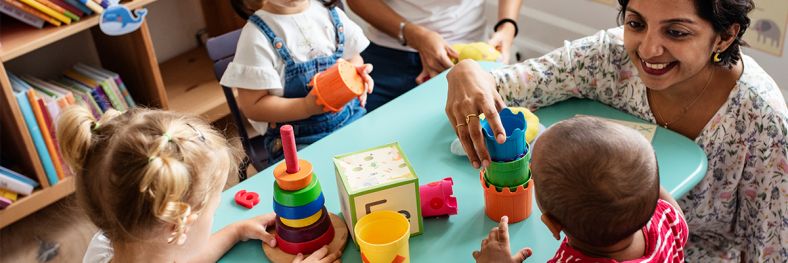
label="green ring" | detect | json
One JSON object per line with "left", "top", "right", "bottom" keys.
{"left": 484, "top": 171, "right": 530, "bottom": 192}
{"left": 273, "top": 174, "right": 322, "bottom": 207}
{"left": 485, "top": 149, "right": 531, "bottom": 187}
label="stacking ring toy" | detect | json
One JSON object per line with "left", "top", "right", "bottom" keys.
{"left": 275, "top": 223, "right": 335, "bottom": 254}
{"left": 273, "top": 159, "right": 313, "bottom": 191}
{"left": 276, "top": 208, "right": 332, "bottom": 243}
{"left": 274, "top": 175, "right": 322, "bottom": 207}
{"left": 273, "top": 193, "right": 325, "bottom": 219}
{"left": 279, "top": 208, "right": 324, "bottom": 228}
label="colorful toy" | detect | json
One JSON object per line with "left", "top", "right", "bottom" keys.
{"left": 309, "top": 60, "right": 365, "bottom": 112}
{"left": 451, "top": 42, "right": 501, "bottom": 64}
{"left": 355, "top": 211, "right": 411, "bottom": 263}
{"left": 419, "top": 177, "right": 457, "bottom": 217}
{"left": 264, "top": 125, "right": 348, "bottom": 258}
{"left": 99, "top": 0, "right": 148, "bottom": 36}
{"left": 479, "top": 108, "right": 534, "bottom": 224}
{"left": 333, "top": 142, "right": 423, "bottom": 241}
{"left": 234, "top": 190, "right": 260, "bottom": 209}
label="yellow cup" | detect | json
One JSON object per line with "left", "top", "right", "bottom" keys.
{"left": 354, "top": 211, "right": 411, "bottom": 263}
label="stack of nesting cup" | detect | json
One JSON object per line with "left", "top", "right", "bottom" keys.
{"left": 479, "top": 108, "right": 534, "bottom": 223}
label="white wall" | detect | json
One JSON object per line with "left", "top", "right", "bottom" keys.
{"left": 484, "top": 0, "right": 788, "bottom": 102}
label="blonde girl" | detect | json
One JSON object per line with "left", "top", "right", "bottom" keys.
{"left": 58, "top": 107, "right": 339, "bottom": 262}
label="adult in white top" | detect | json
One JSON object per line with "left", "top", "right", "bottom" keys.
{"left": 347, "top": 0, "right": 523, "bottom": 111}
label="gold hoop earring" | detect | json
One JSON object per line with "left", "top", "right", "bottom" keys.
{"left": 713, "top": 50, "right": 722, "bottom": 63}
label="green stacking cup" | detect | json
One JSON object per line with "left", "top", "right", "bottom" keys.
{"left": 484, "top": 146, "right": 531, "bottom": 187}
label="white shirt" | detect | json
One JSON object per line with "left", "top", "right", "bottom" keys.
{"left": 83, "top": 231, "right": 113, "bottom": 263}
{"left": 364, "top": 0, "right": 487, "bottom": 52}
{"left": 219, "top": 1, "right": 370, "bottom": 135}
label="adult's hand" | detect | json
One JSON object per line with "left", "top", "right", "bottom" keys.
{"left": 445, "top": 60, "right": 507, "bottom": 169}
{"left": 488, "top": 24, "right": 516, "bottom": 64}
{"left": 406, "top": 24, "right": 459, "bottom": 84}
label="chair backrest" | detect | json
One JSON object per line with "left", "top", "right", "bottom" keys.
{"left": 205, "top": 29, "right": 263, "bottom": 170}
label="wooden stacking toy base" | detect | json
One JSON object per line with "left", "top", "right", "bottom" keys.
{"left": 263, "top": 213, "right": 349, "bottom": 263}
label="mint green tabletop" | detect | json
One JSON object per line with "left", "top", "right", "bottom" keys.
{"left": 214, "top": 62, "right": 708, "bottom": 262}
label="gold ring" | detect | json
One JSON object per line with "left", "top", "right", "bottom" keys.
{"left": 456, "top": 123, "right": 466, "bottom": 128}
{"left": 465, "top": 114, "right": 479, "bottom": 124}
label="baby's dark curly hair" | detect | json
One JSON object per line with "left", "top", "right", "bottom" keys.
{"left": 618, "top": 0, "right": 755, "bottom": 68}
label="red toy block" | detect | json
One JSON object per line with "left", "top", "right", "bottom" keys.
{"left": 235, "top": 190, "right": 260, "bottom": 209}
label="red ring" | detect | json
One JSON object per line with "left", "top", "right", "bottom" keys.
{"left": 275, "top": 222, "right": 335, "bottom": 255}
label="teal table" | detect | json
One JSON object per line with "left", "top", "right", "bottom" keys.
{"left": 214, "top": 63, "right": 707, "bottom": 262}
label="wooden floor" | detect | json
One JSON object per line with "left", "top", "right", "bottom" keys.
{"left": 0, "top": 115, "right": 258, "bottom": 262}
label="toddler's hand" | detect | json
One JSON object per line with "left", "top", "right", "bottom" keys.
{"left": 236, "top": 213, "right": 278, "bottom": 247}
{"left": 292, "top": 245, "right": 341, "bottom": 263}
{"left": 472, "top": 216, "right": 533, "bottom": 263}
{"left": 356, "top": 64, "right": 374, "bottom": 107}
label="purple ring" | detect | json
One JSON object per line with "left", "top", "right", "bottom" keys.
{"left": 275, "top": 207, "right": 331, "bottom": 243}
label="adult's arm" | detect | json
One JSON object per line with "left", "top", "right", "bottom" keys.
{"left": 488, "top": 0, "right": 523, "bottom": 64}
{"left": 346, "top": 0, "right": 457, "bottom": 83}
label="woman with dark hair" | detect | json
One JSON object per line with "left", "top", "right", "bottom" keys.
{"left": 446, "top": 0, "right": 787, "bottom": 262}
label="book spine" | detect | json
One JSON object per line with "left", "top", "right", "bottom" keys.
{"left": 49, "top": 0, "right": 81, "bottom": 17}
{"left": 0, "top": 189, "right": 19, "bottom": 202}
{"left": 0, "top": 166, "right": 40, "bottom": 187}
{"left": 14, "top": 92, "right": 58, "bottom": 185}
{"left": 0, "top": 1, "right": 45, "bottom": 28}
{"left": 27, "top": 90, "right": 65, "bottom": 182}
{"left": 37, "top": 0, "right": 77, "bottom": 21}
{"left": 4, "top": 0, "right": 61, "bottom": 26}
{"left": 63, "top": 0, "right": 89, "bottom": 15}
{"left": 17, "top": 0, "right": 71, "bottom": 24}
{"left": 0, "top": 173, "right": 34, "bottom": 195}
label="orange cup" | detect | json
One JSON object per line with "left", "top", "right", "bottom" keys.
{"left": 479, "top": 171, "right": 533, "bottom": 224}
{"left": 309, "top": 60, "right": 365, "bottom": 112}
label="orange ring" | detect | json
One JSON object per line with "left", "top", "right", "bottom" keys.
{"left": 273, "top": 159, "right": 313, "bottom": 191}
{"left": 480, "top": 171, "right": 533, "bottom": 224}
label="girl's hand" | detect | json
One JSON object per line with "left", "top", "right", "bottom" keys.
{"left": 472, "top": 216, "right": 533, "bottom": 263}
{"left": 445, "top": 60, "right": 507, "bottom": 169}
{"left": 356, "top": 64, "right": 374, "bottom": 107}
{"left": 488, "top": 25, "right": 516, "bottom": 64}
{"left": 406, "top": 24, "right": 459, "bottom": 84}
{"left": 292, "top": 246, "right": 342, "bottom": 263}
{"left": 236, "top": 213, "right": 278, "bottom": 247}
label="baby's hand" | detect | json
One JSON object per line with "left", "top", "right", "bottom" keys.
{"left": 235, "top": 213, "right": 277, "bottom": 247}
{"left": 355, "top": 64, "right": 374, "bottom": 107}
{"left": 292, "top": 245, "right": 341, "bottom": 263}
{"left": 473, "top": 216, "right": 533, "bottom": 263}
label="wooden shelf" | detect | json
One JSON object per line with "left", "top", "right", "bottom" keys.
{"left": 0, "top": 178, "right": 75, "bottom": 228}
{"left": 0, "top": 0, "right": 157, "bottom": 62}
{"left": 161, "top": 47, "right": 229, "bottom": 122}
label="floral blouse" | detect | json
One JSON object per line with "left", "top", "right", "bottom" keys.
{"left": 491, "top": 27, "right": 788, "bottom": 262}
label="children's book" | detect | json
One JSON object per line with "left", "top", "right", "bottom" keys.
{"left": 55, "top": 78, "right": 102, "bottom": 118}
{"left": 7, "top": 73, "right": 58, "bottom": 185}
{"left": 49, "top": 0, "right": 81, "bottom": 17}
{"left": 73, "top": 65, "right": 126, "bottom": 111}
{"left": 0, "top": 0, "right": 45, "bottom": 28}
{"left": 17, "top": 0, "right": 71, "bottom": 24}
{"left": 4, "top": 0, "right": 61, "bottom": 26}
{"left": 0, "top": 188, "right": 19, "bottom": 202}
{"left": 63, "top": 0, "right": 90, "bottom": 15}
{"left": 64, "top": 69, "right": 112, "bottom": 112}
{"left": 0, "top": 170, "right": 34, "bottom": 195}
{"left": 77, "top": 64, "right": 135, "bottom": 107}
{"left": 27, "top": 89, "right": 66, "bottom": 180}
{"left": 36, "top": 0, "right": 77, "bottom": 21}
{"left": 0, "top": 166, "right": 39, "bottom": 188}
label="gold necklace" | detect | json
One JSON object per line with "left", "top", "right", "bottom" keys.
{"left": 650, "top": 67, "right": 715, "bottom": 129}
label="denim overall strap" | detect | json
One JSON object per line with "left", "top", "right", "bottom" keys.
{"left": 249, "top": 14, "right": 296, "bottom": 66}
{"left": 328, "top": 7, "right": 344, "bottom": 59}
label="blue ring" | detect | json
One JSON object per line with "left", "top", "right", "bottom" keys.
{"left": 274, "top": 193, "right": 325, "bottom": 219}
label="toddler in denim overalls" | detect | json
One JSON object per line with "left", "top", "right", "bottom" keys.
{"left": 220, "top": 0, "right": 373, "bottom": 164}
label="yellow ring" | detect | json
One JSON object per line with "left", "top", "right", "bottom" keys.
{"left": 278, "top": 209, "right": 323, "bottom": 228}
{"left": 465, "top": 114, "right": 479, "bottom": 124}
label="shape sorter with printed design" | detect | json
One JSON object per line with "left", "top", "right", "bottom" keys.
{"left": 333, "top": 142, "right": 423, "bottom": 240}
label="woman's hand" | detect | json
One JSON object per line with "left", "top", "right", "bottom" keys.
{"left": 356, "top": 64, "right": 374, "bottom": 107}
{"left": 445, "top": 60, "right": 508, "bottom": 169}
{"left": 473, "top": 216, "right": 533, "bottom": 263}
{"left": 406, "top": 24, "right": 459, "bottom": 84}
{"left": 488, "top": 24, "right": 516, "bottom": 64}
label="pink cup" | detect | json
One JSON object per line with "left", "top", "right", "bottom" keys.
{"left": 419, "top": 177, "right": 458, "bottom": 217}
